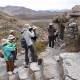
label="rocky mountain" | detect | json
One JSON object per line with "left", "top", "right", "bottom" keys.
{"left": 0, "top": 6, "right": 37, "bottom": 15}
{"left": 0, "top": 6, "right": 60, "bottom": 20}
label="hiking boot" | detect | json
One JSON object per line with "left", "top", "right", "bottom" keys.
{"left": 23, "top": 62, "right": 29, "bottom": 68}
{"left": 8, "top": 71, "right": 13, "bottom": 75}
{"left": 25, "top": 64, "right": 29, "bottom": 68}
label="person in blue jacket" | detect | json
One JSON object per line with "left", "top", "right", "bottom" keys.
{"left": 1, "top": 39, "right": 15, "bottom": 75}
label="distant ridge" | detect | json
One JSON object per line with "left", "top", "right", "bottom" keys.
{"left": 0, "top": 6, "right": 70, "bottom": 20}
{"left": 38, "top": 9, "right": 70, "bottom": 12}
{"left": 0, "top": 6, "right": 37, "bottom": 15}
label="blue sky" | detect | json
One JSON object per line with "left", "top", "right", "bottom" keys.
{"left": 0, "top": 0, "right": 80, "bottom": 10}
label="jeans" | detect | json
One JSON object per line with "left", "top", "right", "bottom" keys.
{"left": 25, "top": 45, "right": 37, "bottom": 64}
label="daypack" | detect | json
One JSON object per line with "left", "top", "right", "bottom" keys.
{"left": 21, "top": 38, "right": 27, "bottom": 48}
{"left": 21, "top": 31, "right": 27, "bottom": 48}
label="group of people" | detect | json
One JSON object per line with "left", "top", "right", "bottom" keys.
{"left": 1, "top": 24, "right": 38, "bottom": 75}
{"left": 1, "top": 30, "right": 18, "bottom": 75}
{"left": 48, "top": 23, "right": 59, "bottom": 48}
{"left": 1, "top": 22, "right": 64, "bottom": 75}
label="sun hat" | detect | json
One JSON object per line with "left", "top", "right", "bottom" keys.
{"left": 24, "top": 24, "right": 31, "bottom": 28}
{"left": 7, "top": 35, "right": 15, "bottom": 40}
{"left": 1, "top": 39, "right": 7, "bottom": 46}
{"left": 23, "top": 24, "right": 32, "bottom": 31}
{"left": 32, "top": 26, "right": 37, "bottom": 30}
{"left": 28, "top": 26, "right": 32, "bottom": 29}
{"left": 10, "top": 30, "right": 15, "bottom": 33}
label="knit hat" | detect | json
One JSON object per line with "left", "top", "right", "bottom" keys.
{"left": 7, "top": 35, "right": 15, "bottom": 40}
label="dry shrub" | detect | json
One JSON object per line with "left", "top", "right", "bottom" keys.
{"left": 33, "top": 42, "right": 47, "bottom": 56}
{"left": 0, "top": 77, "right": 3, "bottom": 80}
{"left": 67, "top": 39, "right": 80, "bottom": 52}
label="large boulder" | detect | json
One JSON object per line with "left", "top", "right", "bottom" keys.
{"left": 59, "top": 52, "right": 80, "bottom": 80}
{"left": 72, "top": 5, "right": 80, "bottom": 12}
{"left": 53, "top": 13, "right": 69, "bottom": 23}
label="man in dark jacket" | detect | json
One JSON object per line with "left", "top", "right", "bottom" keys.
{"left": 48, "top": 23, "right": 56, "bottom": 48}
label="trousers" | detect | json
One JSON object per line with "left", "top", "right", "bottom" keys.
{"left": 6, "top": 60, "right": 14, "bottom": 72}
{"left": 25, "top": 45, "right": 37, "bottom": 64}
{"left": 48, "top": 36, "right": 55, "bottom": 48}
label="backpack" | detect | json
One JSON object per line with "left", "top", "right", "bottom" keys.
{"left": 21, "top": 31, "right": 27, "bottom": 48}
{"left": 21, "top": 38, "right": 27, "bottom": 48}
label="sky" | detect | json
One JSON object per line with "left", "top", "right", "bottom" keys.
{"left": 0, "top": 0, "right": 80, "bottom": 10}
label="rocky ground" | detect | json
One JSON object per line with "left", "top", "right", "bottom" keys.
{"left": 0, "top": 41, "right": 80, "bottom": 80}
{"left": 40, "top": 42, "right": 65, "bottom": 80}
{"left": 0, "top": 41, "right": 66, "bottom": 80}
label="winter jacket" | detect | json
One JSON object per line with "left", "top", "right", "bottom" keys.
{"left": 2, "top": 44, "right": 15, "bottom": 61}
{"left": 21, "top": 30, "right": 35, "bottom": 46}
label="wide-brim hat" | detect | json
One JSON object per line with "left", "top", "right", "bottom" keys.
{"left": 24, "top": 24, "right": 30, "bottom": 27}
{"left": 32, "top": 26, "right": 37, "bottom": 30}
{"left": 10, "top": 30, "right": 15, "bottom": 33}
{"left": 1, "top": 39, "right": 7, "bottom": 46}
{"left": 7, "top": 35, "right": 15, "bottom": 40}
{"left": 23, "top": 24, "right": 32, "bottom": 30}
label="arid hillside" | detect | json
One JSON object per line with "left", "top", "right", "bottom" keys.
{"left": 0, "top": 6, "right": 61, "bottom": 20}
{"left": 0, "top": 11, "right": 49, "bottom": 55}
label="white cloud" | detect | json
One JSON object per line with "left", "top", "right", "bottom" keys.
{"left": 0, "top": 0, "right": 80, "bottom": 10}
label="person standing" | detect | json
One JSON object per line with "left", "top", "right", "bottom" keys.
{"left": 1, "top": 39, "right": 15, "bottom": 75}
{"left": 9, "top": 30, "right": 18, "bottom": 60}
{"left": 48, "top": 23, "right": 56, "bottom": 48}
{"left": 30, "top": 26, "right": 38, "bottom": 42}
{"left": 21, "top": 24, "right": 37, "bottom": 67}
{"left": 7, "top": 35, "right": 16, "bottom": 62}
{"left": 59, "top": 23, "right": 65, "bottom": 41}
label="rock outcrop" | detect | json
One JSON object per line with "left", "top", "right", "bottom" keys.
{"left": 72, "top": 5, "right": 80, "bottom": 12}
{"left": 52, "top": 5, "right": 80, "bottom": 52}
{"left": 59, "top": 52, "right": 80, "bottom": 80}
